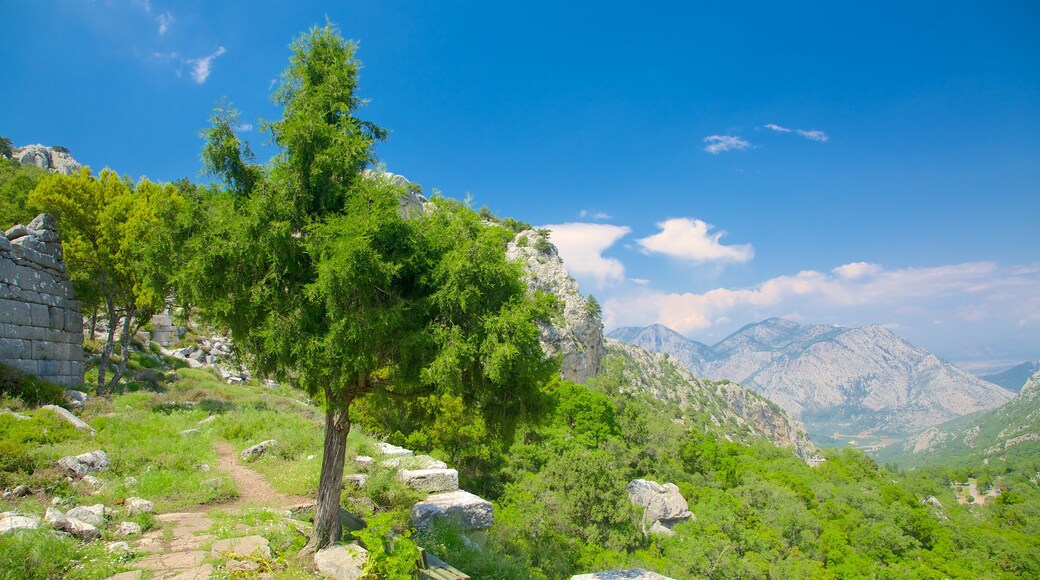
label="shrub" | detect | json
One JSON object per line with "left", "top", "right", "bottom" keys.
{"left": 0, "top": 364, "right": 69, "bottom": 407}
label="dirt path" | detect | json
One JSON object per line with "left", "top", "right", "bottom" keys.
{"left": 212, "top": 441, "right": 311, "bottom": 509}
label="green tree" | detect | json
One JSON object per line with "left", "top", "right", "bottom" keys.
{"left": 0, "top": 136, "right": 13, "bottom": 159}
{"left": 187, "top": 23, "right": 558, "bottom": 552}
{"left": 30, "top": 169, "right": 187, "bottom": 393}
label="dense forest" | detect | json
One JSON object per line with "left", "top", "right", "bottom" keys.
{"left": 2, "top": 22, "right": 1039, "bottom": 580}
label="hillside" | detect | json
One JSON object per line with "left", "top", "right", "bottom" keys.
{"left": 981, "top": 360, "right": 1040, "bottom": 393}
{"left": 888, "top": 370, "right": 1040, "bottom": 464}
{"left": 609, "top": 319, "right": 1014, "bottom": 445}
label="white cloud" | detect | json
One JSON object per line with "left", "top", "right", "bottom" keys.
{"left": 637, "top": 218, "right": 754, "bottom": 264}
{"left": 186, "top": 47, "right": 226, "bottom": 84}
{"left": 268, "top": 78, "right": 278, "bottom": 90}
{"left": 543, "top": 223, "right": 632, "bottom": 287}
{"left": 234, "top": 123, "right": 253, "bottom": 132}
{"left": 765, "top": 123, "right": 829, "bottom": 142}
{"left": 579, "top": 209, "right": 612, "bottom": 220}
{"left": 603, "top": 262, "right": 1040, "bottom": 343}
{"left": 157, "top": 12, "right": 173, "bottom": 35}
{"left": 703, "top": 135, "right": 751, "bottom": 154}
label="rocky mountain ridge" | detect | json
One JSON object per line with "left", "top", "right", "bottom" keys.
{"left": 8, "top": 144, "right": 83, "bottom": 175}
{"left": 609, "top": 318, "right": 1014, "bottom": 440}
{"left": 981, "top": 360, "right": 1040, "bottom": 393}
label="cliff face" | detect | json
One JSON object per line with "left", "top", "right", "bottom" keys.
{"left": 604, "top": 338, "right": 817, "bottom": 461}
{"left": 12, "top": 145, "right": 83, "bottom": 175}
{"left": 505, "top": 230, "right": 604, "bottom": 384}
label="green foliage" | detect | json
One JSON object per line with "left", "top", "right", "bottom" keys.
{"left": 354, "top": 512, "right": 421, "bottom": 579}
{"left": 585, "top": 294, "right": 602, "bottom": 317}
{"left": 0, "top": 364, "right": 69, "bottom": 407}
{"left": 0, "top": 136, "right": 12, "bottom": 158}
{"left": 417, "top": 518, "right": 530, "bottom": 580}
{"left": 0, "top": 157, "right": 47, "bottom": 228}
{"left": 533, "top": 233, "right": 553, "bottom": 253}
{"left": 0, "top": 529, "right": 126, "bottom": 580}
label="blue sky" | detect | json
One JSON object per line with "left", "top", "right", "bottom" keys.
{"left": 2, "top": 1, "right": 1038, "bottom": 371}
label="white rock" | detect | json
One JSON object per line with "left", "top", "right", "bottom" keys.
{"left": 118, "top": 521, "right": 142, "bottom": 537}
{"left": 411, "top": 490, "right": 494, "bottom": 531}
{"left": 0, "top": 514, "right": 40, "bottom": 534}
{"left": 374, "top": 442, "right": 412, "bottom": 457}
{"left": 125, "top": 497, "right": 153, "bottom": 516}
{"left": 398, "top": 468, "right": 459, "bottom": 493}
{"left": 44, "top": 507, "right": 66, "bottom": 527}
{"left": 57, "top": 450, "right": 110, "bottom": 477}
{"left": 41, "top": 405, "right": 95, "bottom": 433}
{"left": 180, "top": 429, "right": 200, "bottom": 436}
{"left": 315, "top": 544, "right": 368, "bottom": 579}
{"left": 62, "top": 517, "right": 100, "bottom": 541}
{"left": 66, "top": 504, "right": 106, "bottom": 527}
{"left": 571, "top": 570, "right": 675, "bottom": 580}
{"left": 107, "top": 541, "right": 131, "bottom": 553}
{"left": 198, "top": 415, "right": 217, "bottom": 425}
{"left": 241, "top": 440, "right": 277, "bottom": 461}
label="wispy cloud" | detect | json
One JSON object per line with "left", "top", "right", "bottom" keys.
{"left": 766, "top": 123, "right": 829, "bottom": 142}
{"left": 234, "top": 123, "right": 253, "bottom": 132}
{"left": 703, "top": 135, "right": 751, "bottom": 154}
{"left": 186, "top": 47, "right": 226, "bottom": 84}
{"left": 602, "top": 261, "right": 1040, "bottom": 343}
{"left": 157, "top": 12, "right": 173, "bottom": 35}
{"left": 579, "top": 209, "right": 612, "bottom": 220}
{"left": 637, "top": 218, "right": 754, "bottom": 264}
{"left": 543, "top": 223, "right": 632, "bottom": 287}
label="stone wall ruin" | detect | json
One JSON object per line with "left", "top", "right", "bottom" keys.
{"left": 0, "top": 214, "right": 85, "bottom": 386}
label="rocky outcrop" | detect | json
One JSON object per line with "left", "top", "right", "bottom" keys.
{"left": 611, "top": 319, "right": 1015, "bottom": 438}
{"left": 626, "top": 479, "right": 693, "bottom": 536}
{"left": 605, "top": 338, "right": 818, "bottom": 461}
{"left": 13, "top": 144, "right": 83, "bottom": 176}
{"left": 506, "top": 230, "right": 604, "bottom": 383}
{"left": 58, "top": 450, "right": 110, "bottom": 477}
{"left": 0, "top": 214, "right": 85, "bottom": 387}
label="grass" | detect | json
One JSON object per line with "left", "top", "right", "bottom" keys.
{"left": 0, "top": 529, "right": 130, "bottom": 580}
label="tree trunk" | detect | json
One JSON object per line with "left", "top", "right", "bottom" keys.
{"left": 89, "top": 303, "right": 98, "bottom": 340}
{"left": 105, "top": 309, "right": 135, "bottom": 394}
{"left": 304, "top": 386, "right": 355, "bottom": 554}
{"left": 97, "top": 299, "right": 117, "bottom": 396}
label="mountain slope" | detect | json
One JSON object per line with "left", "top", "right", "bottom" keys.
{"left": 610, "top": 319, "right": 1015, "bottom": 442}
{"left": 891, "top": 370, "right": 1040, "bottom": 464}
{"left": 981, "top": 361, "right": 1040, "bottom": 393}
{"left": 607, "top": 324, "right": 713, "bottom": 373}
{"left": 602, "top": 338, "right": 818, "bottom": 461}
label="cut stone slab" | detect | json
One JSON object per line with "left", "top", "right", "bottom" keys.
{"left": 315, "top": 544, "right": 368, "bottom": 580}
{"left": 57, "top": 450, "right": 109, "bottom": 477}
{"left": 381, "top": 453, "right": 448, "bottom": 470}
{"left": 210, "top": 535, "right": 271, "bottom": 559}
{"left": 125, "top": 497, "right": 154, "bottom": 515}
{"left": 41, "top": 405, "right": 95, "bottom": 433}
{"left": 398, "top": 468, "right": 459, "bottom": 493}
{"left": 572, "top": 570, "right": 675, "bottom": 580}
{"left": 0, "top": 514, "right": 40, "bottom": 534}
{"left": 105, "top": 572, "right": 143, "bottom": 580}
{"left": 411, "top": 490, "right": 494, "bottom": 531}
{"left": 374, "top": 442, "right": 412, "bottom": 457}
{"left": 241, "top": 439, "right": 277, "bottom": 461}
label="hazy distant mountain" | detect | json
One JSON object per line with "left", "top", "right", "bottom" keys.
{"left": 609, "top": 318, "right": 1015, "bottom": 440}
{"left": 891, "top": 370, "right": 1040, "bottom": 464}
{"left": 607, "top": 324, "right": 713, "bottom": 373}
{"left": 981, "top": 361, "right": 1040, "bottom": 393}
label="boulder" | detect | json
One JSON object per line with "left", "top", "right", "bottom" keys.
{"left": 44, "top": 507, "right": 66, "bottom": 527}
{"left": 398, "top": 468, "right": 459, "bottom": 493}
{"left": 125, "top": 497, "right": 154, "bottom": 516}
{"left": 62, "top": 517, "right": 100, "bottom": 541}
{"left": 180, "top": 429, "right": 199, "bottom": 437}
{"left": 198, "top": 415, "right": 217, "bottom": 425}
{"left": 41, "top": 405, "right": 95, "bottom": 433}
{"left": 10, "top": 485, "right": 30, "bottom": 497}
{"left": 627, "top": 479, "right": 693, "bottom": 536}
{"left": 374, "top": 442, "right": 412, "bottom": 457}
{"left": 924, "top": 496, "right": 943, "bottom": 508}
{"left": 211, "top": 535, "right": 271, "bottom": 559}
{"left": 241, "top": 440, "right": 277, "bottom": 461}
{"left": 107, "top": 541, "right": 131, "bottom": 553}
{"left": 411, "top": 490, "right": 494, "bottom": 531}
{"left": 5, "top": 224, "right": 29, "bottom": 240}
{"left": 118, "top": 521, "right": 142, "bottom": 537}
{"left": 66, "top": 504, "right": 107, "bottom": 528}
{"left": 315, "top": 544, "right": 368, "bottom": 580}
{"left": 0, "top": 513, "right": 40, "bottom": 534}
{"left": 65, "top": 390, "right": 89, "bottom": 410}
{"left": 58, "top": 450, "right": 110, "bottom": 477}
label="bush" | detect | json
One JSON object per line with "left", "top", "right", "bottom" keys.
{"left": 0, "top": 364, "right": 69, "bottom": 407}
{"left": 0, "top": 529, "right": 125, "bottom": 579}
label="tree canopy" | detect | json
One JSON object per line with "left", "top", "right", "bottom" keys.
{"left": 187, "top": 23, "right": 558, "bottom": 551}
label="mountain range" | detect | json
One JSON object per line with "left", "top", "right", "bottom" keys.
{"left": 608, "top": 319, "right": 1015, "bottom": 444}
{"left": 982, "top": 360, "right": 1040, "bottom": 393}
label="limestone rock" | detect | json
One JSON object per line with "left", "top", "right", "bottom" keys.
{"left": 62, "top": 516, "right": 100, "bottom": 541}
{"left": 398, "top": 468, "right": 459, "bottom": 493}
{"left": 0, "top": 513, "right": 40, "bottom": 534}
{"left": 374, "top": 441, "right": 412, "bottom": 457}
{"left": 58, "top": 450, "right": 110, "bottom": 477}
{"left": 411, "top": 490, "right": 494, "bottom": 531}
{"left": 506, "top": 231, "right": 604, "bottom": 383}
{"left": 41, "top": 406, "right": 95, "bottom": 434}
{"left": 125, "top": 497, "right": 153, "bottom": 516}
{"left": 66, "top": 504, "right": 107, "bottom": 528}
{"left": 44, "top": 507, "right": 66, "bottom": 527}
{"left": 106, "top": 541, "right": 131, "bottom": 553}
{"left": 241, "top": 439, "right": 277, "bottom": 461}
{"left": 627, "top": 479, "right": 693, "bottom": 535}
{"left": 66, "top": 390, "right": 89, "bottom": 410}
{"left": 315, "top": 543, "right": 368, "bottom": 580}
{"left": 118, "top": 521, "right": 142, "bottom": 537}
{"left": 14, "top": 144, "right": 82, "bottom": 175}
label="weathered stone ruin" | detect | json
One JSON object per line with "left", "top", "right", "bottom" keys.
{"left": 0, "top": 214, "right": 84, "bottom": 386}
